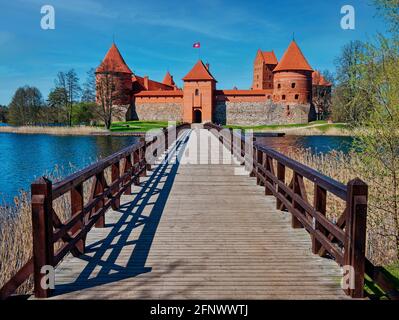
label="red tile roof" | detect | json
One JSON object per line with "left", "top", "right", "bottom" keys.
{"left": 96, "top": 43, "right": 133, "bottom": 74}
{"left": 274, "top": 40, "right": 313, "bottom": 72}
{"left": 182, "top": 60, "right": 216, "bottom": 81}
{"left": 134, "top": 90, "right": 183, "bottom": 97}
{"left": 312, "top": 70, "right": 332, "bottom": 86}
{"left": 261, "top": 51, "right": 278, "bottom": 65}
{"left": 162, "top": 71, "right": 175, "bottom": 86}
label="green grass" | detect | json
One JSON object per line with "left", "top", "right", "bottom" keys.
{"left": 110, "top": 121, "right": 170, "bottom": 132}
{"left": 224, "top": 120, "right": 328, "bottom": 131}
{"left": 312, "top": 123, "right": 349, "bottom": 133}
{"left": 364, "top": 262, "right": 399, "bottom": 299}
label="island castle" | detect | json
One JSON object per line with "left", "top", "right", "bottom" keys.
{"left": 95, "top": 40, "right": 331, "bottom": 125}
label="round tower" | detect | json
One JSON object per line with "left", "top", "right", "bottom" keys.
{"left": 95, "top": 43, "right": 132, "bottom": 106}
{"left": 272, "top": 40, "right": 313, "bottom": 105}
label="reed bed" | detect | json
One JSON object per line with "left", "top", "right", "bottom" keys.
{"left": 0, "top": 125, "right": 107, "bottom": 136}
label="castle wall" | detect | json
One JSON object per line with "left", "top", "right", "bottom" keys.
{"left": 214, "top": 100, "right": 314, "bottom": 126}
{"left": 133, "top": 95, "right": 183, "bottom": 121}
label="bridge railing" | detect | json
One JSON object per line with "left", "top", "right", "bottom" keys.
{"left": 0, "top": 123, "right": 190, "bottom": 299}
{"left": 204, "top": 123, "right": 370, "bottom": 298}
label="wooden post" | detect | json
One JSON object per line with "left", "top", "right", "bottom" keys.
{"left": 31, "top": 177, "right": 54, "bottom": 298}
{"left": 265, "top": 156, "right": 274, "bottom": 195}
{"left": 291, "top": 172, "right": 304, "bottom": 228}
{"left": 133, "top": 149, "right": 141, "bottom": 186}
{"left": 344, "top": 178, "right": 368, "bottom": 298}
{"left": 123, "top": 154, "right": 133, "bottom": 195}
{"left": 257, "top": 150, "right": 264, "bottom": 186}
{"left": 111, "top": 161, "right": 120, "bottom": 210}
{"left": 312, "top": 185, "right": 327, "bottom": 254}
{"left": 94, "top": 171, "right": 106, "bottom": 228}
{"left": 250, "top": 146, "right": 256, "bottom": 177}
{"left": 229, "top": 128, "right": 233, "bottom": 155}
{"left": 276, "top": 162, "right": 285, "bottom": 210}
{"left": 70, "top": 183, "right": 85, "bottom": 256}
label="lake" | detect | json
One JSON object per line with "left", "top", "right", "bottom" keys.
{"left": 0, "top": 132, "right": 353, "bottom": 204}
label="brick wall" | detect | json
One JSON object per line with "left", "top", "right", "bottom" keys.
{"left": 214, "top": 101, "right": 315, "bottom": 125}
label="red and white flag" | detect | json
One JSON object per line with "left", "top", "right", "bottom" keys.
{"left": 193, "top": 42, "right": 200, "bottom": 48}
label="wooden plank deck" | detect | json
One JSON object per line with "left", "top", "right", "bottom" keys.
{"left": 49, "top": 127, "right": 347, "bottom": 299}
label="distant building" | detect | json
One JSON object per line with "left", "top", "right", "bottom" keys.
{"left": 96, "top": 40, "right": 331, "bottom": 125}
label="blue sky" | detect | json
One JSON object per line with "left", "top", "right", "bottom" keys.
{"left": 0, "top": 0, "right": 387, "bottom": 105}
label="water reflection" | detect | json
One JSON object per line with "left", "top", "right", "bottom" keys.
{"left": 0, "top": 133, "right": 139, "bottom": 203}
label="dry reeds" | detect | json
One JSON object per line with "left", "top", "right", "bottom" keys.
{"left": 0, "top": 125, "right": 107, "bottom": 136}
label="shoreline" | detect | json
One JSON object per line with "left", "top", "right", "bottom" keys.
{"left": 0, "top": 124, "right": 352, "bottom": 137}
{"left": 0, "top": 126, "right": 146, "bottom": 136}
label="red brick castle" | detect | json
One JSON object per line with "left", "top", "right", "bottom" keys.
{"left": 96, "top": 40, "right": 331, "bottom": 125}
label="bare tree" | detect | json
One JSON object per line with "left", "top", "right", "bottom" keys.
{"left": 55, "top": 69, "right": 81, "bottom": 126}
{"left": 95, "top": 66, "right": 126, "bottom": 129}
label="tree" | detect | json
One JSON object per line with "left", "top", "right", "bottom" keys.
{"left": 47, "top": 87, "right": 68, "bottom": 123}
{"left": 95, "top": 69, "right": 125, "bottom": 129}
{"left": 0, "top": 105, "right": 8, "bottom": 123}
{"left": 373, "top": 0, "right": 399, "bottom": 33}
{"left": 81, "top": 68, "right": 96, "bottom": 103}
{"left": 55, "top": 69, "right": 81, "bottom": 126}
{"left": 351, "top": 35, "right": 399, "bottom": 262}
{"left": 8, "top": 86, "right": 44, "bottom": 125}
{"left": 331, "top": 40, "right": 372, "bottom": 124}
{"left": 72, "top": 102, "right": 97, "bottom": 125}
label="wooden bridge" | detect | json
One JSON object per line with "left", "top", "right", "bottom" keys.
{"left": 3, "top": 123, "right": 392, "bottom": 300}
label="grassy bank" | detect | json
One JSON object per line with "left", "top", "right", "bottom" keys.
{"left": 109, "top": 121, "right": 170, "bottom": 132}
{"left": 0, "top": 121, "right": 172, "bottom": 135}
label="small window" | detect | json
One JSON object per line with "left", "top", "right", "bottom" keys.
{"left": 195, "top": 89, "right": 199, "bottom": 96}
{"left": 277, "top": 83, "right": 281, "bottom": 89}
{"left": 291, "top": 83, "right": 296, "bottom": 88}
{"left": 282, "top": 95, "right": 286, "bottom": 100}
{"left": 269, "top": 84, "right": 272, "bottom": 88}
{"left": 295, "top": 94, "right": 299, "bottom": 100}
{"left": 269, "top": 75, "right": 272, "bottom": 80}
{"left": 286, "top": 105, "right": 290, "bottom": 111}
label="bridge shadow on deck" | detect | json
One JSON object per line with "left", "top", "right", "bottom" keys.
{"left": 53, "top": 130, "right": 191, "bottom": 296}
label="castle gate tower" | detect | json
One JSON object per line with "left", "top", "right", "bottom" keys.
{"left": 182, "top": 60, "right": 216, "bottom": 123}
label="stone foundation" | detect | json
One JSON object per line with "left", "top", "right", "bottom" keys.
{"left": 133, "top": 103, "right": 183, "bottom": 122}
{"left": 213, "top": 101, "right": 315, "bottom": 125}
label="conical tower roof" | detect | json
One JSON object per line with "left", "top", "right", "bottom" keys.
{"left": 274, "top": 40, "right": 313, "bottom": 72}
{"left": 96, "top": 43, "right": 133, "bottom": 74}
{"left": 163, "top": 71, "right": 175, "bottom": 86}
{"left": 182, "top": 60, "right": 216, "bottom": 81}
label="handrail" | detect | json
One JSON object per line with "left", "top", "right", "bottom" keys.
{"left": 204, "top": 122, "right": 369, "bottom": 299}
{"left": 0, "top": 123, "right": 190, "bottom": 299}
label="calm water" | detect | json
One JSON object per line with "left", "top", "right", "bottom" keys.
{"left": 0, "top": 133, "right": 139, "bottom": 204}
{"left": 0, "top": 131, "right": 353, "bottom": 204}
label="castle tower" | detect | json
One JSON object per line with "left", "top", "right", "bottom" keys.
{"left": 252, "top": 50, "right": 278, "bottom": 89}
{"left": 162, "top": 71, "right": 176, "bottom": 87}
{"left": 272, "top": 40, "right": 313, "bottom": 105}
{"left": 96, "top": 43, "right": 133, "bottom": 106}
{"left": 182, "top": 60, "right": 216, "bottom": 123}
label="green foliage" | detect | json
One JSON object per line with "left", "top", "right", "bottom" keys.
{"left": 351, "top": 35, "right": 399, "bottom": 261}
{"left": 71, "top": 102, "right": 97, "bottom": 125}
{"left": 0, "top": 105, "right": 8, "bottom": 122}
{"left": 7, "top": 86, "right": 44, "bottom": 125}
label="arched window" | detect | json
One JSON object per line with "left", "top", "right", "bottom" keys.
{"left": 295, "top": 94, "right": 299, "bottom": 100}
{"left": 291, "top": 83, "right": 296, "bottom": 89}
{"left": 282, "top": 95, "right": 286, "bottom": 100}
{"left": 277, "top": 83, "right": 281, "bottom": 89}
{"left": 195, "top": 89, "right": 199, "bottom": 96}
